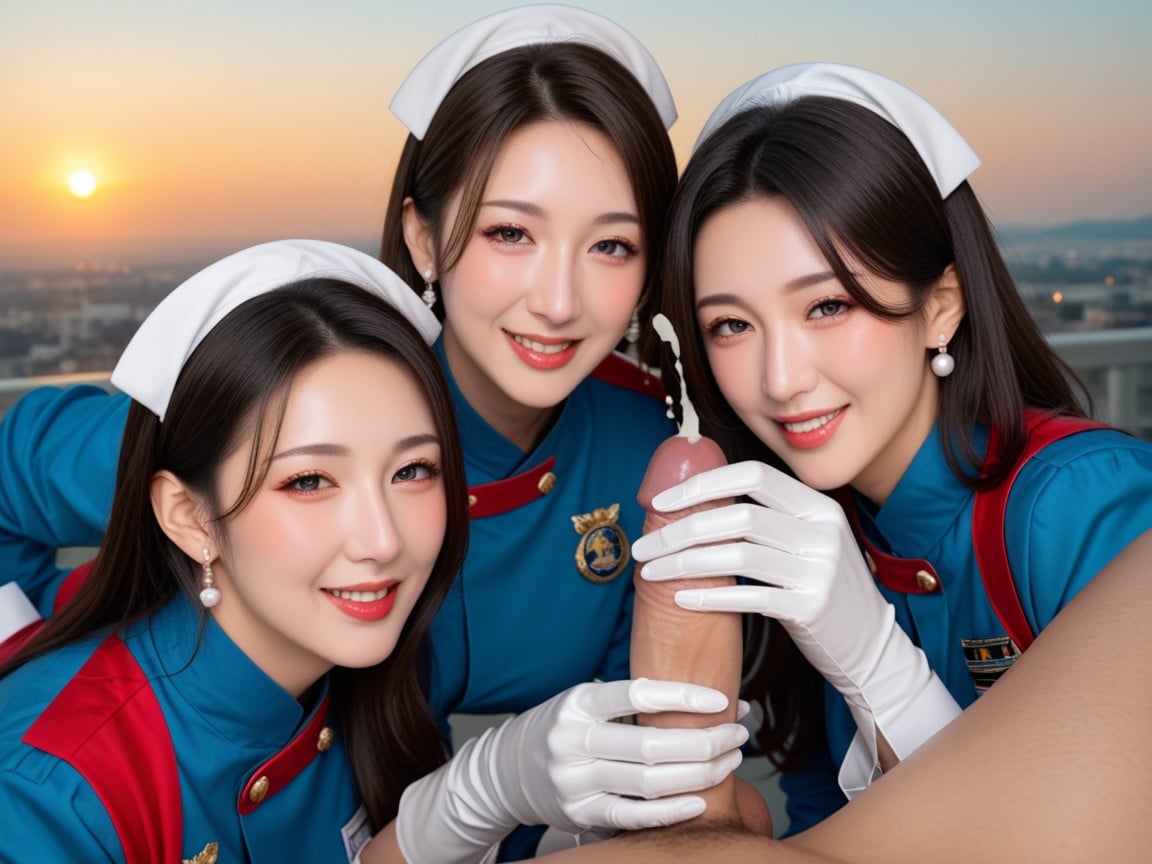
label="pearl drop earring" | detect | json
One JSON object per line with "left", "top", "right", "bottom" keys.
{"left": 931, "top": 333, "right": 955, "bottom": 378}
{"left": 421, "top": 266, "right": 437, "bottom": 309}
{"left": 200, "top": 548, "right": 221, "bottom": 608}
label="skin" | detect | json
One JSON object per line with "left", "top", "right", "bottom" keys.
{"left": 534, "top": 526, "right": 1152, "bottom": 863}
{"left": 632, "top": 435, "right": 756, "bottom": 828}
{"left": 693, "top": 196, "right": 964, "bottom": 504}
{"left": 152, "top": 351, "right": 447, "bottom": 698}
{"left": 403, "top": 120, "right": 646, "bottom": 452}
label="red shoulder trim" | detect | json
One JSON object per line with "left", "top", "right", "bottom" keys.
{"left": 54, "top": 559, "right": 94, "bottom": 612}
{"left": 23, "top": 634, "right": 183, "bottom": 864}
{"left": 972, "top": 410, "right": 1108, "bottom": 652}
{"left": 590, "top": 353, "right": 666, "bottom": 401}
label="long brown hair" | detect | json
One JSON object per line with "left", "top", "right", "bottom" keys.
{"left": 380, "top": 42, "right": 677, "bottom": 365}
{"left": 1, "top": 280, "right": 469, "bottom": 827}
{"left": 660, "top": 97, "right": 1089, "bottom": 770}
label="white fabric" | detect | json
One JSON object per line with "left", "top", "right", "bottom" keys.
{"left": 110, "top": 239, "right": 439, "bottom": 421}
{"left": 394, "top": 678, "right": 748, "bottom": 864}
{"left": 390, "top": 3, "right": 677, "bottom": 139}
{"left": 0, "top": 582, "right": 41, "bottom": 643}
{"left": 633, "top": 460, "right": 962, "bottom": 793}
{"left": 694, "top": 62, "right": 980, "bottom": 197}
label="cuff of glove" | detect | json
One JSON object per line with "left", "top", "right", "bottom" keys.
{"left": 838, "top": 675, "right": 962, "bottom": 798}
{"left": 394, "top": 741, "right": 515, "bottom": 864}
{"left": 0, "top": 582, "right": 41, "bottom": 643}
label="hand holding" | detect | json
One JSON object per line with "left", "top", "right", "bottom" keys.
{"left": 633, "top": 461, "right": 959, "bottom": 785}
{"left": 395, "top": 678, "right": 748, "bottom": 864}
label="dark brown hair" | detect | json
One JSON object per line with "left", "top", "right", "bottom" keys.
{"left": 1, "top": 280, "right": 468, "bottom": 828}
{"left": 380, "top": 42, "right": 677, "bottom": 364}
{"left": 660, "top": 97, "right": 1088, "bottom": 770}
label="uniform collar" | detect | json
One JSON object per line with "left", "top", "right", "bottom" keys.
{"left": 129, "top": 595, "right": 326, "bottom": 751}
{"left": 860, "top": 422, "right": 988, "bottom": 559}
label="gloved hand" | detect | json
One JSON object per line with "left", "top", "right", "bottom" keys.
{"left": 632, "top": 460, "right": 960, "bottom": 794}
{"left": 394, "top": 678, "right": 748, "bottom": 864}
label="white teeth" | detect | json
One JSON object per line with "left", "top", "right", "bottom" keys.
{"left": 513, "top": 335, "right": 571, "bottom": 354}
{"left": 783, "top": 410, "right": 841, "bottom": 434}
{"left": 330, "top": 586, "right": 392, "bottom": 603}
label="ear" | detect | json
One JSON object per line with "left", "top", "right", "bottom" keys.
{"left": 401, "top": 196, "right": 437, "bottom": 281}
{"left": 923, "top": 263, "right": 966, "bottom": 348}
{"left": 151, "top": 470, "right": 213, "bottom": 562}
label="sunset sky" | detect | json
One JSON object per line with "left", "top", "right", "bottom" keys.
{"left": 2, "top": 0, "right": 1150, "bottom": 267}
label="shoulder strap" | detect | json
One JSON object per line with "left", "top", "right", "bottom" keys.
{"left": 23, "top": 633, "right": 183, "bottom": 863}
{"left": 972, "top": 411, "right": 1108, "bottom": 652}
{"left": 590, "top": 352, "right": 666, "bottom": 400}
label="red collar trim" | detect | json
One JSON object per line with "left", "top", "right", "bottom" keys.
{"left": 832, "top": 487, "right": 942, "bottom": 595}
{"left": 468, "top": 456, "right": 557, "bottom": 519}
{"left": 237, "top": 691, "right": 334, "bottom": 814}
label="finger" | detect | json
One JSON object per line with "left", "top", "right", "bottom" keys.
{"left": 576, "top": 749, "right": 744, "bottom": 802}
{"left": 633, "top": 503, "right": 828, "bottom": 561}
{"left": 639, "top": 542, "right": 813, "bottom": 587}
{"left": 582, "top": 720, "right": 749, "bottom": 764}
{"left": 674, "top": 584, "right": 813, "bottom": 621}
{"left": 573, "top": 679, "right": 730, "bottom": 721}
{"left": 581, "top": 794, "right": 708, "bottom": 831}
{"left": 648, "top": 461, "right": 787, "bottom": 512}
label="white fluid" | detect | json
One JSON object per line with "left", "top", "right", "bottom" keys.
{"left": 652, "top": 313, "right": 701, "bottom": 441}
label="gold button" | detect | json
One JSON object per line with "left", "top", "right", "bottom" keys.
{"left": 915, "top": 569, "right": 939, "bottom": 592}
{"left": 248, "top": 775, "right": 269, "bottom": 804}
{"left": 467, "top": 494, "right": 477, "bottom": 508}
{"left": 864, "top": 550, "right": 878, "bottom": 576}
{"left": 537, "top": 472, "right": 557, "bottom": 495}
{"left": 317, "top": 726, "right": 334, "bottom": 753}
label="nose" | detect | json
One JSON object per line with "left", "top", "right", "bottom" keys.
{"left": 761, "top": 325, "right": 818, "bottom": 404}
{"left": 525, "top": 248, "right": 581, "bottom": 325}
{"left": 344, "top": 486, "right": 403, "bottom": 564}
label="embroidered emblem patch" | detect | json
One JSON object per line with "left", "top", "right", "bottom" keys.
{"left": 572, "top": 504, "right": 630, "bottom": 583}
{"left": 183, "top": 841, "right": 219, "bottom": 864}
{"left": 961, "top": 636, "right": 1021, "bottom": 693}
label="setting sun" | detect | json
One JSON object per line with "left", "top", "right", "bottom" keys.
{"left": 67, "top": 170, "right": 98, "bottom": 198}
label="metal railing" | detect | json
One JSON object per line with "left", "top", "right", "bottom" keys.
{"left": 3, "top": 327, "right": 1151, "bottom": 436}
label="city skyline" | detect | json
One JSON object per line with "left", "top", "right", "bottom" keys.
{"left": 3, "top": 0, "right": 1151, "bottom": 268}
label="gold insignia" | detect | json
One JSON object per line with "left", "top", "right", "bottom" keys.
{"left": 183, "top": 841, "right": 219, "bottom": 864}
{"left": 572, "top": 504, "right": 630, "bottom": 583}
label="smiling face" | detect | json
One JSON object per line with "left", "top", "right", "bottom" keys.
{"left": 411, "top": 120, "right": 645, "bottom": 449}
{"left": 204, "top": 350, "right": 447, "bottom": 696}
{"left": 694, "top": 196, "right": 949, "bottom": 504}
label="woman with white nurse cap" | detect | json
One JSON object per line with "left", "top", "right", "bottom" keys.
{"left": 0, "top": 238, "right": 746, "bottom": 863}
{"left": 633, "top": 60, "right": 1152, "bottom": 832}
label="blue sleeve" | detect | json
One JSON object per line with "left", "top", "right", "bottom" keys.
{"left": 777, "top": 737, "right": 848, "bottom": 835}
{"left": 0, "top": 762, "right": 124, "bottom": 862}
{"left": 0, "top": 386, "right": 127, "bottom": 614}
{"left": 1008, "top": 431, "right": 1152, "bottom": 632}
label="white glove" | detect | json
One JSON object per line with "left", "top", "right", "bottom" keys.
{"left": 0, "top": 582, "right": 42, "bottom": 644}
{"left": 395, "top": 678, "right": 748, "bottom": 864}
{"left": 632, "top": 460, "right": 960, "bottom": 795}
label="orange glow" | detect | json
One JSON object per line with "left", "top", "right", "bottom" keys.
{"left": 1052, "top": 292, "right": 1064, "bottom": 303}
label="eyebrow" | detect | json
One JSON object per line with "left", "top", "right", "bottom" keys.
{"left": 271, "top": 433, "right": 441, "bottom": 461}
{"left": 696, "top": 271, "right": 839, "bottom": 311}
{"left": 481, "top": 199, "right": 639, "bottom": 227}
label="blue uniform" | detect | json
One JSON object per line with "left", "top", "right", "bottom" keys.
{"left": 0, "top": 337, "right": 673, "bottom": 738}
{"left": 0, "top": 595, "right": 364, "bottom": 862}
{"left": 781, "top": 421, "right": 1152, "bottom": 832}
